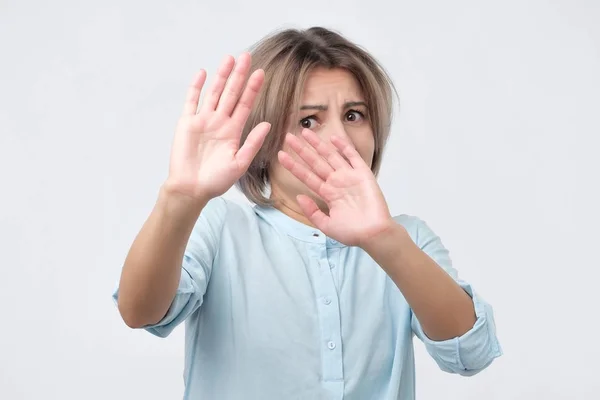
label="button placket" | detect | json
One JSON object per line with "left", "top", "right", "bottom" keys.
{"left": 311, "top": 244, "right": 344, "bottom": 384}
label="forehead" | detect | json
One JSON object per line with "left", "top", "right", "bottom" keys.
{"left": 301, "top": 67, "right": 364, "bottom": 100}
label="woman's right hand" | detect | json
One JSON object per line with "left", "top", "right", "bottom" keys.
{"left": 164, "top": 53, "right": 270, "bottom": 204}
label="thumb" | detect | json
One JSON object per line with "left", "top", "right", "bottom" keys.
{"left": 297, "top": 195, "right": 330, "bottom": 231}
{"left": 235, "top": 122, "right": 271, "bottom": 170}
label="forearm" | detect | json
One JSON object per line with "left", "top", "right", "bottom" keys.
{"left": 362, "top": 224, "right": 476, "bottom": 341}
{"left": 117, "top": 185, "right": 207, "bottom": 328}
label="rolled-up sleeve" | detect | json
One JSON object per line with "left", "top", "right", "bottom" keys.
{"left": 112, "top": 197, "right": 229, "bottom": 338}
{"left": 408, "top": 217, "right": 503, "bottom": 376}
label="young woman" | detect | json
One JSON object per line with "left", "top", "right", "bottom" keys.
{"left": 114, "top": 26, "right": 502, "bottom": 399}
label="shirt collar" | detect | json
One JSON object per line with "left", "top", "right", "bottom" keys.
{"left": 253, "top": 204, "right": 345, "bottom": 247}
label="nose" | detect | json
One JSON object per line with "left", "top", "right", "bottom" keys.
{"left": 320, "top": 118, "right": 351, "bottom": 143}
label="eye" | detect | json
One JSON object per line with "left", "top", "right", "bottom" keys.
{"left": 299, "top": 116, "right": 319, "bottom": 130}
{"left": 345, "top": 109, "right": 365, "bottom": 122}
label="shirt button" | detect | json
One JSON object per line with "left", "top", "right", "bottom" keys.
{"left": 324, "top": 297, "right": 331, "bottom": 305}
{"left": 327, "top": 341, "right": 336, "bottom": 350}
{"left": 330, "top": 263, "right": 335, "bottom": 269}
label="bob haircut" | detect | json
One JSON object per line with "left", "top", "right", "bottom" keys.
{"left": 236, "top": 26, "right": 397, "bottom": 206}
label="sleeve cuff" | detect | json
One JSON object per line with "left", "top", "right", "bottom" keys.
{"left": 111, "top": 264, "right": 201, "bottom": 338}
{"left": 412, "top": 281, "right": 503, "bottom": 375}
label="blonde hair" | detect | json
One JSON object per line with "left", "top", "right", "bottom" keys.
{"left": 236, "top": 26, "right": 397, "bottom": 206}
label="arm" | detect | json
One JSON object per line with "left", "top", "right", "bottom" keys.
{"left": 363, "top": 217, "right": 502, "bottom": 375}
{"left": 361, "top": 222, "right": 475, "bottom": 341}
{"left": 113, "top": 53, "right": 270, "bottom": 335}
{"left": 116, "top": 186, "right": 207, "bottom": 329}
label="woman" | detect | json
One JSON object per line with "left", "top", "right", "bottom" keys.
{"left": 114, "top": 26, "right": 502, "bottom": 399}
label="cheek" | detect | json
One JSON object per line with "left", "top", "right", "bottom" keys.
{"left": 269, "top": 141, "right": 306, "bottom": 182}
{"left": 281, "top": 137, "right": 311, "bottom": 166}
{"left": 350, "top": 132, "right": 375, "bottom": 166}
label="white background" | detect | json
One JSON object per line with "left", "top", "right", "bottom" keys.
{"left": 1, "top": 0, "right": 599, "bottom": 398}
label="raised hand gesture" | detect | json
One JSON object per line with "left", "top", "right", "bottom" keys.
{"left": 165, "top": 53, "right": 271, "bottom": 203}
{"left": 278, "top": 129, "right": 395, "bottom": 247}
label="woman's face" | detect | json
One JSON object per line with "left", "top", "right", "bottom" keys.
{"left": 269, "top": 67, "right": 375, "bottom": 215}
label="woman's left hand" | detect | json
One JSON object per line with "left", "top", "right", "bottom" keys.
{"left": 277, "top": 128, "right": 396, "bottom": 247}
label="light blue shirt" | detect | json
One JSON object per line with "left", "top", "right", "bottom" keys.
{"left": 113, "top": 197, "right": 502, "bottom": 399}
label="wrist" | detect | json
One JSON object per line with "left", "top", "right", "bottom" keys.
{"left": 360, "top": 221, "right": 411, "bottom": 260}
{"left": 157, "top": 183, "right": 209, "bottom": 223}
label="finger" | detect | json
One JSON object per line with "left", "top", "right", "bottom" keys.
{"left": 284, "top": 133, "right": 334, "bottom": 181}
{"left": 235, "top": 122, "right": 271, "bottom": 170}
{"left": 199, "top": 55, "right": 235, "bottom": 114}
{"left": 300, "top": 129, "right": 349, "bottom": 170}
{"left": 230, "top": 69, "right": 265, "bottom": 127}
{"left": 216, "top": 52, "right": 252, "bottom": 116}
{"left": 297, "top": 194, "right": 330, "bottom": 231}
{"left": 330, "top": 135, "right": 367, "bottom": 170}
{"left": 182, "top": 70, "right": 207, "bottom": 116}
{"left": 277, "top": 150, "right": 325, "bottom": 195}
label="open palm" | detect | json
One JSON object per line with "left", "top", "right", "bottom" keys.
{"left": 277, "top": 129, "right": 394, "bottom": 246}
{"left": 167, "top": 53, "right": 271, "bottom": 201}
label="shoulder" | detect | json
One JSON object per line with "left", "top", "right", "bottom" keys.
{"left": 392, "top": 214, "right": 441, "bottom": 247}
{"left": 200, "top": 195, "right": 258, "bottom": 227}
{"left": 188, "top": 196, "right": 259, "bottom": 247}
{"left": 392, "top": 213, "right": 425, "bottom": 236}
{"left": 392, "top": 214, "right": 421, "bottom": 231}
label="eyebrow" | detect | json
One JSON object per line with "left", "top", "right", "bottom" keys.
{"left": 299, "top": 101, "right": 367, "bottom": 111}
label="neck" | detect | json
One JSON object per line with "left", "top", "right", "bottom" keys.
{"left": 269, "top": 186, "right": 316, "bottom": 228}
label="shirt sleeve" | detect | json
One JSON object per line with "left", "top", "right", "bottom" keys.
{"left": 406, "top": 217, "right": 503, "bottom": 376}
{"left": 112, "top": 196, "right": 229, "bottom": 338}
